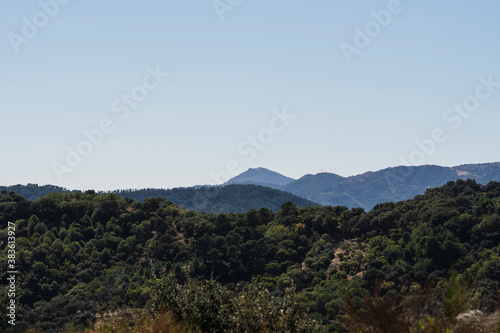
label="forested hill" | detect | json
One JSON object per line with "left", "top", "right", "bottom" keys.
{"left": 0, "top": 184, "right": 73, "bottom": 202}
{"left": 0, "top": 184, "right": 317, "bottom": 214}
{"left": 112, "top": 185, "right": 318, "bottom": 213}
{"left": 1, "top": 179, "right": 499, "bottom": 332}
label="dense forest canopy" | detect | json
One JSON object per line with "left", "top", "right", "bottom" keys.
{"left": 0, "top": 179, "right": 499, "bottom": 332}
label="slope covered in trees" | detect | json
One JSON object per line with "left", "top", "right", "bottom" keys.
{"left": 0, "top": 179, "right": 499, "bottom": 332}
{"left": 0, "top": 184, "right": 73, "bottom": 202}
{"left": 113, "top": 184, "right": 317, "bottom": 213}
{"left": 0, "top": 184, "right": 318, "bottom": 214}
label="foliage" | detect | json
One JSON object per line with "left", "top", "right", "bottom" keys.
{"left": 151, "top": 278, "right": 323, "bottom": 332}
{"left": 0, "top": 179, "right": 499, "bottom": 332}
{"left": 66, "top": 310, "right": 199, "bottom": 333}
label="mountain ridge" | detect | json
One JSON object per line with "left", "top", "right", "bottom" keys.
{"left": 225, "top": 162, "right": 500, "bottom": 210}
{"left": 4, "top": 162, "right": 500, "bottom": 212}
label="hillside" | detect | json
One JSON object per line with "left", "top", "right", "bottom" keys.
{"left": 0, "top": 184, "right": 317, "bottom": 214}
{"left": 283, "top": 165, "right": 464, "bottom": 209}
{"left": 0, "top": 184, "right": 73, "bottom": 202}
{"left": 1, "top": 179, "right": 499, "bottom": 332}
{"left": 113, "top": 185, "right": 317, "bottom": 213}
{"left": 454, "top": 162, "right": 500, "bottom": 183}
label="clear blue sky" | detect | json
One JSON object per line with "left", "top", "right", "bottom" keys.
{"left": 1, "top": 0, "right": 499, "bottom": 190}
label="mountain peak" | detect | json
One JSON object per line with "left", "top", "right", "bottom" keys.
{"left": 224, "top": 168, "right": 295, "bottom": 189}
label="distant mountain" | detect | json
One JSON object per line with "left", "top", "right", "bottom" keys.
{"left": 287, "top": 163, "right": 500, "bottom": 210}
{"left": 5, "top": 162, "right": 500, "bottom": 213}
{"left": 223, "top": 167, "right": 295, "bottom": 189}
{"left": 452, "top": 162, "right": 500, "bottom": 184}
{"left": 0, "top": 184, "right": 317, "bottom": 214}
{"left": 225, "top": 163, "right": 500, "bottom": 210}
{"left": 283, "top": 172, "right": 359, "bottom": 208}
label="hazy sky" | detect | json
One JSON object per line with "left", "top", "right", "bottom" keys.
{"left": 1, "top": 1, "right": 500, "bottom": 190}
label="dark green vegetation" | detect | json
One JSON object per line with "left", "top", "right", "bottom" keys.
{"left": 0, "top": 184, "right": 72, "bottom": 202}
{"left": 0, "top": 179, "right": 499, "bottom": 332}
{"left": 0, "top": 184, "right": 317, "bottom": 214}
{"left": 113, "top": 185, "right": 317, "bottom": 213}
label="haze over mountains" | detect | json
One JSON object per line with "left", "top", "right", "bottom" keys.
{"left": 223, "top": 162, "right": 500, "bottom": 210}
{"left": 3, "top": 162, "right": 500, "bottom": 213}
